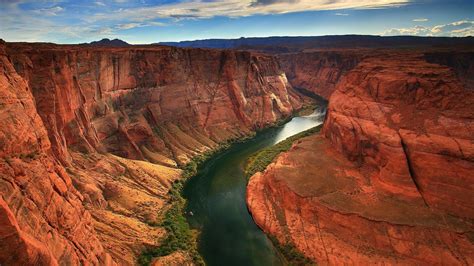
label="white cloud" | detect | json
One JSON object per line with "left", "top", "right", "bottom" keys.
{"left": 383, "top": 20, "right": 474, "bottom": 37}
{"left": 383, "top": 25, "right": 431, "bottom": 36}
{"left": 88, "top": 0, "right": 409, "bottom": 23}
{"left": 0, "top": 0, "right": 412, "bottom": 43}
{"left": 93, "top": 27, "right": 115, "bottom": 35}
{"left": 0, "top": 8, "right": 121, "bottom": 42}
{"left": 34, "top": 6, "right": 64, "bottom": 16}
{"left": 413, "top": 18, "right": 428, "bottom": 22}
{"left": 116, "top": 23, "right": 143, "bottom": 30}
{"left": 335, "top": 12, "right": 349, "bottom": 16}
{"left": 450, "top": 27, "right": 474, "bottom": 37}
{"left": 115, "top": 21, "right": 167, "bottom": 30}
{"left": 147, "top": 21, "right": 167, "bottom": 27}
{"left": 431, "top": 20, "right": 473, "bottom": 35}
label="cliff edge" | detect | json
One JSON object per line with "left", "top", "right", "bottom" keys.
{"left": 247, "top": 49, "right": 474, "bottom": 264}
{"left": 0, "top": 42, "right": 304, "bottom": 264}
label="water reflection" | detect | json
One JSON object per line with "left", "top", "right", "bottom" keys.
{"left": 273, "top": 107, "right": 325, "bottom": 144}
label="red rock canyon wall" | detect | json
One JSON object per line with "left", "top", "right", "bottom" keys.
{"left": 0, "top": 41, "right": 304, "bottom": 265}
{"left": 247, "top": 49, "right": 474, "bottom": 264}
{"left": 278, "top": 50, "right": 364, "bottom": 99}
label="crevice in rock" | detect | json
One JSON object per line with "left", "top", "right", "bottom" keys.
{"left": 314, "top": 213, "right": 330, "bottom": 263}
{"left": 399, "top": 135, "right": 429, "bottom": 207}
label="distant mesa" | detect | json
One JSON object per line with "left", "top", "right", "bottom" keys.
{"left": 88, "top": 38, "right": 130, "bottom": 47}
{"left": 159, "top": 35, "right": 474, "bottom": 52}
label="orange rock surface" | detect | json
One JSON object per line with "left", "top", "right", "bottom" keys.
{"left": 6, "top": 43, "right": 303, "bottom": 165}
{"left": 247, "top": 50, "right": 474, "bottom": 264}
{"left": 278, "top": 50, "right": 364, "bottom": 99}
{"left": 0, "top": 41, "right": 113, "bottom": 265}
{"left": 323, "top": 51, "right": 474, "bottom": 217}
{"left": 0, "top": 40, "right": 304, "bottom": 264}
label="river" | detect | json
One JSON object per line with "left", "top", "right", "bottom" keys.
{"left": 183, "top": 107, "right": 326, "bottom": 266}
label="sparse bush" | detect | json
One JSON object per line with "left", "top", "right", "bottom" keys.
{"left": 245, "top": 125, "right": 322, "bottom": 179}
{"left": 138, "top": 180, "right": 204, "bottom": 265}
{"left": 4, "top": 156, "right": 12, "bottom": 166}
{"left": 138, "top": 156, "right": 209, "bottom": 265}
{"left": 19, "top": 151, "right": 39, "bottom": 160}
{"left": 269, "top": 236, "right": 315, "bottom": 266}
{"left": 138, "top": 137, "right": 254, "bottom": 265}
{"left": 139, "top": 116, "right": 320, "bottom": 266}
{"left": 145, "top": 220, "right": 160, "bottom": 227}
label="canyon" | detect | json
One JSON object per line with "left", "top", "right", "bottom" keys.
{"left": 277, "top": 50, "right": 364, "bottom": 99}
{"left": 247, "top": 49, "right": 474, "bottom": 264}
{"left": 0, "top": 40, "right": 304, "bottom": 265}
{"left": 0, "top": 35, "right": 473, "bottom": 266}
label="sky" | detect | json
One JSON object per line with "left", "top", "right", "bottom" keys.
{"left": 0, "top": 0, "right": 473, "bottom": 44}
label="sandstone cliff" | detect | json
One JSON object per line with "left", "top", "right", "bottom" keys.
{"left": 0, "top": 41, "right": 303, "bottom": 265}
{"left": 7, "top": 43, "right": 302, "bottom": 165}
{"left": 323, "top": 51, "right": 474, "bottom": 218}
{"left": 247, "top": 49, "right": 474, "bottom": 264}
{"left": 0, "top": 41, "right": 113, "bottom": 265}
{"left": 278, "top": 50, "right": 363, "bottom": 99}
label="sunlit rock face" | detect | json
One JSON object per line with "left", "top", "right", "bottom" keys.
{"left": 247, "top": 49, "right": 474, "bottom": 265}
{"left": 7, "top": 43, "right": 303, "bottom": 165}
{"left": 323, "top": 51, "right": 474, "bottom": 217}
{"left": 0, "top": 41, "right": 303, "bottom": 265}
{"left": 0, "top": 41, "right": 113, "bottom": 266}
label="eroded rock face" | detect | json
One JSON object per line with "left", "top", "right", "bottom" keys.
{"left": 247, "top": 50, "right": 474, "bottom": 264}
{"left": 7, "top": 43, "right": 302, "bottom": 166}
{"left": 0, "top": 41, "right": 113, "bottom": 265}
{"left": 0, "top": 41, "right": 303, "bottom": 265}
{"left": 278, "top": 51, "right": 364, "bottom": 99}
{"left": 323, "top": 51, "right": 474, "bottom": 217}
{"left": 424, "top": 51, "right": 474, "bottom": 90}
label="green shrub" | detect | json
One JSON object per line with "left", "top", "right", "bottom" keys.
{"left": 139, "top": 115, "right": 320, "bottom": 265}
{"left": 139, "top": 139, "right": 252, "bottom": 265}
{"left": 4, "top": 156, "right": 12, "bottom": 167}
{"left": 245, "top": 125, "right": 322, "bottom": 179}
{"left": 145, "top": 220, "right": 160, "bottom": 227}
{"left": 269, "top": 236, "right": 315, "bottom": 266}
{"left": 19, "top": 151, "right": 39, "bottom": 160}
{"left": 138, "top": 181, "right": 204, "bottom": 266}
{"left": 138, "top": 153, "right": 214, "bottom": 265}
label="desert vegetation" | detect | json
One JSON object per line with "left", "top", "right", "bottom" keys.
{"left": 245, "top": 125, "right": 322, "bottom": 179}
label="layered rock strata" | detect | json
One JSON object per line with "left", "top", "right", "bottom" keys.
{"left": 7, "top": 43, "right": 303, "bottom": 165}
{"left": 247, "top": 50, "right": 474, "bottom": 264}
{"left": 0, "top": 42, "right": 113, "bottom": 265}
{"left": 0, "top": 41, "right": 303, "bottom": 265}
{"left": 278, "top": 50, "right": 364, "bottom": 99}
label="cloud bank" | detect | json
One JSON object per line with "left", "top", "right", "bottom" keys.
{"left": 0, "top": 0, "right": 411, "bottom": 42}
{"left": 383, "top": 20, "right": 474, "bottom": 37}
{"left": 1, "top": 0, "right": 472, "bottom": 43}
{"left": 88, "top": 0, "right": 409, "bottom": 22}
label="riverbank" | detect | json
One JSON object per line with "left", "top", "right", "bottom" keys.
{"left": 139, "top": 103, "right": 320, "bottom": 265}
{"left": 244, "top": 125, "right": 323, "bottom": 265}
{"left": 245, "top": 124, "right": 322, "bottom": 179}
{"left": 138, "top": 135, "right": 257, "bottom": 265}
{"left": 182, "top": 108, "right": 325, "bottom": 265}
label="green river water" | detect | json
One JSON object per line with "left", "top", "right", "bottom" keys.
{"left": 183, "top": 107, "right": 325, "bottom": 266}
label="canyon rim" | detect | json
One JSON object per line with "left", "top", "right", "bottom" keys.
{"left": 1, "top": 0, "right": 474, "bottom": 265}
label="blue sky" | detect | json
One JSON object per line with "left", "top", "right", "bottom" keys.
{"left": 0, "top": 0, "right": 472, "bottom": 44}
